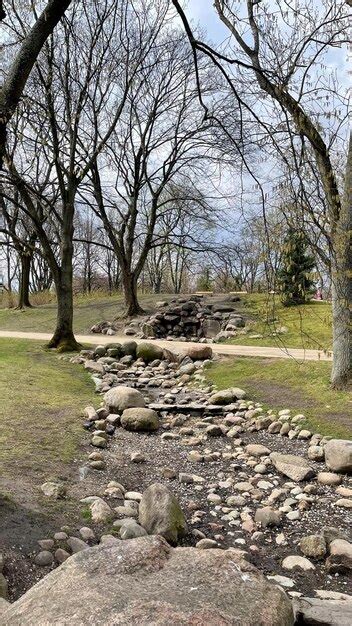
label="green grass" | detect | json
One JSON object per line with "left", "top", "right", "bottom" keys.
{"left": 0, "top": 338, "right": 96, "bottom": 478}
{"left": 0, "top": 292, "right": 124, "bottom": 334}
{"left": 230, "top": 293, "right": 332, "bottom": 351}
{"left": 0, "top": 291, "right": 331, "bottom": 352}
{"left": 205, "top": 356, "right": 352, "bottom": 439}
{"left": 0, "top": 291, "right": 176, "bottom": 335}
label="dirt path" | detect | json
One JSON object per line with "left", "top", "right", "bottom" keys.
{"left": 0, "top": 330, "right": 332, "bottom": 361}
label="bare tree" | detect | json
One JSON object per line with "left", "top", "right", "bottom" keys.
{"left": 172, "top": 0, "right": 351, "bottom": 387}
{"left": 0, "top": 0, "right": 71, "bottom": 168}
{"left": 85, "top": 29, "right": 213, "bottom": 316}
{"left": 2, "top": 0, "right": 161, "bottom": 350}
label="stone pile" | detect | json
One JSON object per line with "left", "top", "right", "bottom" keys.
{"left": 140, "top": 296, "right": 246, "bottom": 341}
{"left": 90, "top": 295, "right": 246, "bottom": 342}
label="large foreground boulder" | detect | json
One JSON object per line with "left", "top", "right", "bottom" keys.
{"left": 121, "top": 408, "right": 159, "bottom": 432}
{"left": 104, "top": 386, "right": 145, "bottom": 413}
{"left": 139, "top": 483, "right": 187, "bottom": 545}
{"left": 324, "top": 440, "right": 352, "bottom": 474}
{"left": 270, "top": 452, "right": 315, "bottom": 482}
{"left": 3, "top": 536, "right": 294, "bottom": 625}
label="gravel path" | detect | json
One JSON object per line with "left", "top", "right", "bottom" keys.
{"left": 0, "top": 330, "right": 332, "bottom": 361}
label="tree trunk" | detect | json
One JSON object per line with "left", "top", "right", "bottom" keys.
{"left": 122, "top": 270, "right": 145, "bottom": 317}
{"left": 47, "top": 225, "right": 80, "bottom": 351}
{"left": 330, "top": 132, "right": 352, "bottom": 388}
{"left": 17, "top": 253, "right": 32, "bottom": 308}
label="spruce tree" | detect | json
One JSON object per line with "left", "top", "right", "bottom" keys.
{"left": 278, "top": 228, "right": 315, "bottom": 306}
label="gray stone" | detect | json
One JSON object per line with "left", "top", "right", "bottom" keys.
{"left": 292, "top": 596, "right": 352, "bottom": 626}
{"left": 91, "top": 435, "right": 107, "bottom": 449}
{"left": 84, "top": 360, "right": 105, "bottom": 375}
{"left": 104, "top": 386, "right": 145, "bottom": 412}
{"left": 245, "top": 444, "right": 271, "bottom": 457}
{"left": 40, "top": 482, "right": 66, "bottom": 499}
{"left": 185, "top": 344, "right": 213, "bottom": 360}
{"left": 209, "top": 387, "right": 246, "bottom": 404}
{"left": 90, "top": 499, "right": 113, "bottom": 523}
{"left": 202, "top": 319, "right": 221, "bottom": 338}
{"left": 2, "top": 536, "right": 294, "bottom": 625}
{"left": 307, "top": 446, "right": 325, "bottom": 461}
{"left": 136, "top": 342, "right": 164, "bottom": 363}
{"left": 79, "top": 527, "right": 95, "bottom": 541}
{"left": 67, "top": 537, "right": 89, "bottom": 554}
{"left": 324, "top": 439, "right": 352, "bottom": 474}
{"left": 34, "top": 551, "right": 53, "bottom": 567}
{"left": 282, "top": 555, "right": 315, "bottom": 571}
{"left": 139, "top": 483, "right": 187, "bottom": 545}
{"left": 121, "top": 407, "right": 159, "bottom": 432}
{"left": 270, "top": 452, "right": 314, "bottom": 482}
{"left": 254, "top": 507, "right": 281, "bottom": 528}
{"left": 119, "top": 522, "right": 148, "bottom": 540}
{"left": 55, "top": 548, "right": 70, "bottom": 564}
{"left": 299, "top": 535, "right": 326, "bottom": 558}
{"left": 317, "top": 472, "right": 342, "bottom": 486}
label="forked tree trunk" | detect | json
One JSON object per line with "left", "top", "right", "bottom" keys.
{"left": 122, "top": 270, "right": 145, "bottom": 317}
{"left": 331, "top": 133, "right": 352, "bottom": 388}
{"left": 47, "top": 228, "right": 80, "bottom": 352}
{"left": 17, "top": 253, "right": 32, "bottom": 308}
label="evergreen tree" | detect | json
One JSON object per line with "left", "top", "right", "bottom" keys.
{"left": 278, "top": 229, "right": 315, "bottom": 306}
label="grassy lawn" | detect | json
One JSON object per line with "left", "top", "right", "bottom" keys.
{"left": 0, "top": 291, "right": 331, "bottom": 352}
{"left": 205, "top": 357, "right": 352, "bottom": 439}
{"left": 231, "top": 293, "right": 332, "bottom": 352}
{"left": 0, "top": 338, "right": 96, "bottom": 480}
{"left": 0, "top": 291, "right": 177, "bottom": 335}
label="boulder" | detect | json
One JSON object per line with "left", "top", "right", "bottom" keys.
{"left": 299, "top": 535, "right": 326, "bottom": 558}
{"left": 120, "top": 341, "right": 137, "bottom": 357}
{"left": 270, "top": 452, "right": 314, "bottom": 482}
{"left": 185, "top": 345, "right": 212, "bottom": 360}
{"left": 104, "top": 386, "right": 145, "bottom": 412}
{"left": 136, "top": 342, "right": 164, "bottom": 363}
{"left": 293, "top": 597, "right": 352, "bottom": 626}
{"left": 201, "top": 319, "right": 221, "bottom": 338}
{"left": 254, "top": 507, "right": 281, "bottom": 528}
{"left": 2, "top": 536, "right": 294, "bottom": 626}
{"left": 324, "top": 439, "right": 352, "bottom": 474}
{"left": 282, "top": 555, "right": 315, "bottom": 571}
{"left": 84, "top": 360, "right": 105, "bottom": 375}
{"left": 139, "top": 483, "right": 187, "bottom": 545}
{"left": 209, "top": 387, "right": 246, "bottom": 405}
{"left": 245, "top": 444, "right": 271, "bottom": 457}
{"left": 89, "top": 498, "right": 113, "bottom": 524}
{"left": 40, "top": 482, "right": 66, "bottom": 499}
{"left": 120, "top": 408, "right": 159, "bottom": 432}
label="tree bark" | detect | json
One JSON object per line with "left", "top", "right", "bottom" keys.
{"left": 17, "top": 253, "right": 32, "bottom": 308}
{"left": 121, "top": 270, "right": 145, "bottom": 317}
{"left": 47, "top": 210, "right": 80, "bottom": 351}
{"left": 331, "top": 133, "right": 352, "bottom": 388}
{"left": 48, "top": 271, "right": 80, "bottom": 352}
{"left": 0, "top": 0, "right": 72, "bottom": 168}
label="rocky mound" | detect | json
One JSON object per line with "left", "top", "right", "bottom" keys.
{"left": 2, "top": 535, "right": 294, "bottom": 625}
{"left": 91, "top": 295, "right": 246, "bottom": 342}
